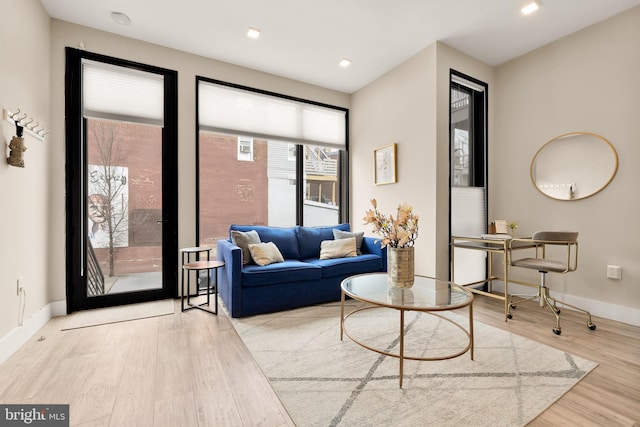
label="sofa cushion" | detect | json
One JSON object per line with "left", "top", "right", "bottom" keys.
{"left": 333, "top": 229, "right": 365, "bottom": 255}
{"left": 231, "top": 230, "right": 261, "bottom": 265}
{"left": 306, "top": 254, "right": 383, "bottom": 278}
{"left": 248, "top": 242, "right": 285, "bottom": 266}
{"left": 319, "top": 237, "right": 357, "bottom": 260}
{"left": 230, "top": 225, "right": 301, "bottom": 259}
{"left": 241, "top": 260, "right": 322, "bottom": 287}
{"left": 297, "top": 223, "right": 350, "bottom": 259}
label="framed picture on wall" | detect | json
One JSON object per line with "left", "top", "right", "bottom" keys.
{"left": 374, "top": 143, "right": 397, "bottom": 185}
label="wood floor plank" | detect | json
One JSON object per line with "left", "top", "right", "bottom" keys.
{"left": 187, "top": 324, "right": 250, "bottom": 426}
{"left": 73, "top": 415, "right": 111, "bottom": 427}
{"left": 108, "top": 318, "right": 159, "bottom": 427}
{"left": 0, "top": 326, "right": 88, "bottom": 402}
{"left": 153, "top": 391, "right": 199, "bottom": 427}
{"left": 212, "top": 328, "right": 293, "bottom": 427}
{"left": 69, "top": 322, "right": 133, "bottom": 425}
{"left": 155, "top": 329, "right": 193, "bottom": 402}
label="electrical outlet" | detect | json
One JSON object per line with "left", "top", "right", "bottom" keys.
{"left": 17, "top": 277, "right": 22, "bottom": 295}
{"left": 607, "top": 265, "right": 622, "bottom": 280}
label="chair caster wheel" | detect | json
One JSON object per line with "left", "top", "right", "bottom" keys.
{"left": 554, "top": 308, "right": 561, "bottom": 314}
{"left": 507, "top": 313, "right": 513, "bottom": 319}
{"left": 552, "top": 328, "right": 561, "bottom": 335}
{"left": 588, "top": 322, "right": 596, "bottom": 331}
{"left": 509, "top": 304, "right": 516, "bottom": 309}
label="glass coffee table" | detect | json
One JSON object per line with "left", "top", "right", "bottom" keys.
{"left": 340, "top": 272, "right": 474, "bottom": 388}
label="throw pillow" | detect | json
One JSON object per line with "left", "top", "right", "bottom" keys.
{"left": 248, "top": 242, "right": 285, "bottom": 266}
{"left": 319, "top": 237, "right": 357, "bottom": 260}
{"left": 297, "top": 224, "right": 350, "bottom": 259}
{"left": 231, "top": 230, "right": 261, "bottom": 265}
{"left": 333, "top": 229, "right": 365, "bottom": 255}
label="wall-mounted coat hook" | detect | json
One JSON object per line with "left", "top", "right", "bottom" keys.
{"left": 3, "top": 108, "right": 47, "bottom": 141}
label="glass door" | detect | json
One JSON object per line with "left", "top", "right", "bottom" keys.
{"left": 65, "top": 49, "right": 178, "bottom": 312}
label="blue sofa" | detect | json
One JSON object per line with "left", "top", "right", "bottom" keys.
{"left": 217, "top": 223, "right": 387, "bottom": 317}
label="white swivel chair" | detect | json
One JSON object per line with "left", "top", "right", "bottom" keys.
{"left": 508, "top": 231, "right": 596, "bottom": 335}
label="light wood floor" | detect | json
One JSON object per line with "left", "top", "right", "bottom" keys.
{"left": 0, "top": 296, "right": 638, "bottom": 427}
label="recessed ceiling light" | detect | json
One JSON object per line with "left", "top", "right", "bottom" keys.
{"left": 111, "top": 11, "right": 131, "bottom": 25}
{"left": 521, "top": 1, "right": 539, "bottom": 15}
{"left": 247, "top": 27, "right": 261, "bottom": 39}
{"left": 339, "top": 58, "right": 351, "bottom": 68}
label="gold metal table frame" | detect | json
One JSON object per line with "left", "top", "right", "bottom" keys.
{"left": 450, "top": 236, "right": 538, "bottom": 321}
{"left": 340, "top": 273, "right": 474, "bottom": 388}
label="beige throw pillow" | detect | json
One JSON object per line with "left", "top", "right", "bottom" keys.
{"left": 319, "top": 237, "right": 357, "bottom": 260}
{"left": 231, "top": 230, "right": 261, "bottom": 265}
{"left": 333, "top": 229, "right": 365, "bottom": 255}
{"left": 248, "top": 242, "right": 285, "bottom": 266}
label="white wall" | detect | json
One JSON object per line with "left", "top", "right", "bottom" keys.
{"left": 0, "top": 0, "right": 52, "bottom": 360}
{"left": 492, "top": 6, "right": 640, "bottom": 324}
{"left": 351, "top": 43, "right": 439, "bottom": 277}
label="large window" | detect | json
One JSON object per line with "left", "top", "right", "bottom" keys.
{"left": 196, "top": 78, "right": 348, "bottom": 251}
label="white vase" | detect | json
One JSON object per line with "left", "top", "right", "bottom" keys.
{"left": 387, "top": 247, "right": 415, "bottom": 288}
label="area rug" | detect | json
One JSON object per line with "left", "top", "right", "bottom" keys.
{"left": 230, "top": 301, "right": 598, "bottom": 427}
{"left": 62, "top": 299, "right": 175, "bottom": 330}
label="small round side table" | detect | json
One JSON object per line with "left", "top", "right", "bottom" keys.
{"left": 181, "top": 260, "right": 224, "bottom": 314}
{"left": 180, "top": 247, "right": 211, "bottom": 296}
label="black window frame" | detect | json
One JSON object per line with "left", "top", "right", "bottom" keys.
{"left": 64, "top": 48, "right": 179, "bottom": 313}
{"left": 448, "top": 69, "right": 489, "bottom": 282}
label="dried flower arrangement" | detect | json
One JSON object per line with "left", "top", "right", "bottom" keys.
{"left": 363, "top": 199, "right": 419, "bottom": 248}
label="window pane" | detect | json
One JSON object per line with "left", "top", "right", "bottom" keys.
{"left": 198, "top": 132, "right": 295, "bottom": 250}
{"left": 451, "top": 86, "right": 471, "bottom": 187}
{"left": 303, "top": 145, "right": 339, "bottom": 226}
{"left": 86, "top": 118, "right": 163, "bottom": 294}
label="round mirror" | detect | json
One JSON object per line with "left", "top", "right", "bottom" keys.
{"left": 531, "top": 132, "right": 618, "bottom": 201}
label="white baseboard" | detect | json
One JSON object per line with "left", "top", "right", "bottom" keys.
{"left": 492, "top": 282, "right": 640, "bottom": 327}
{"left": 50, "top": 300, "right": 67, "bottom": 317}
{"left": 0, "top": 300, "right": 67, "bottom": 365}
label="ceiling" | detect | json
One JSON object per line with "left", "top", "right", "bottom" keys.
{"left": 40, "top": 0, "right": 640, "bottom": 93}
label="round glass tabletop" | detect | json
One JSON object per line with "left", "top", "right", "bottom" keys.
{"left": 341, "top": 272, "right": 473, "bottom": 311}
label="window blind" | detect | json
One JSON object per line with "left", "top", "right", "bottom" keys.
{"left": 82, "top": 59, "right": 164, "bottom": 126}
{"left": 451, "top": 74, "right": 485, "bottom": 93}
{"left": 198, "top": 80, "right": 346, "bottom": 149}
{"left": 451, "top": 186, "right": 487, "bottom": 286}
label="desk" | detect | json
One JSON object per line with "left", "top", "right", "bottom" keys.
{"left": 450, "top": 236, "right": 538, "bottom": 321}
{"left": 340, "top": 273, "right": 473, "bottom": 388}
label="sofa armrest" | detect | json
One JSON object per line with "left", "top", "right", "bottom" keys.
{"left": 361, "top": 236, "right": 387, "bottom": 271}
{"left": 217, "top": 239, "right": 243, "bottom": 317}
